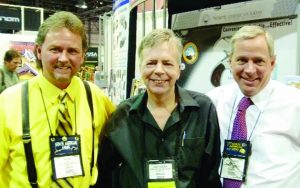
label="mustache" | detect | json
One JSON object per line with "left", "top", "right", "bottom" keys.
{"left": 56, "top": 61, "right": 72, "bottom": 68}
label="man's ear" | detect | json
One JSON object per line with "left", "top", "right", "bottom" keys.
{"left": 270, "top": 55, "right": 276, "bottom": 70}
{"left": 35, "top": 45, "right": 42, "bottom": 60}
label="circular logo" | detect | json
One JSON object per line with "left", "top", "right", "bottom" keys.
{"left": 182, "top": 42, "right": 199, "bottom": 64}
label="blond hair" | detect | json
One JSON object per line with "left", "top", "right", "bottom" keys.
{"left": 34, "top": 11, "right": 87, "bottom": 68}
{"left": 138, "top": 28, "right": 182, "bottom": 64}
{"left": 230, "top": 25, "right": 274, "bottom": 58}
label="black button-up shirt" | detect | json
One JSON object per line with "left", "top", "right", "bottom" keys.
{"left": 97, "top": 86, "right": 221, "bottom": 188}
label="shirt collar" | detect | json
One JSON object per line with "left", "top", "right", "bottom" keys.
{"left": 129, "top": 84, "right": 200, "bottom": 114}
{"left": 235, "top": 80, "right": 273, "bottom": 112}
{"left": 251, "top": 80, "right": 273, "bottom": 111}
{"left": 38, "top": 75, "right": 77, "bottom": 104}
{"left": 64, "top": 78, "right": 77, "bottom": 102}
{"left": 2, "top": 66, "right": 13, "bottom": 74}
{"left": 176, "top": 85, "right": 200, "bottom": 112}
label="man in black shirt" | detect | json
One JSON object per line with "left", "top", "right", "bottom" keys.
{"left": 97, "top": 29, "right": 221, "bottom": 188}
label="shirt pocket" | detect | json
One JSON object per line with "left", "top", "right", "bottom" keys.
{"left": 177, "top": 137, "right": 205, "bottom": 178}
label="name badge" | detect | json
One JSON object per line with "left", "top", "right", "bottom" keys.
{"left": 221, "top": 140, "right": 251, "bottom": 182}
{"left": 145, "top": 159, "right": 177, "bottom": 188}
{"left": 50, "top": 135, "right": 84, "bottom": 179}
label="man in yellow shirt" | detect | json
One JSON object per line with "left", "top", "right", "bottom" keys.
{"left": 0, "top": 11, "right": 115, "bottom": 187}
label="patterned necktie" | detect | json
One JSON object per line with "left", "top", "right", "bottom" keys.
{"left": 52, "top": 91, "right": 74, "bottom": 188}
{"left": 56, "top": 91, "right": 72, "bottom": 135}
{"left": 223, "top": 97, "right": 253, "bottom": 188}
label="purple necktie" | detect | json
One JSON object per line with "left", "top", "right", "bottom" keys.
{"left": 223, "top": 97, "right": 253, "bottom": 188}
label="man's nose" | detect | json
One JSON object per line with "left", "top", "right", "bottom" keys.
{"left": 244, "top": 61, "right": 256, "bottom": 73}
{"left": 58, "top": 51, "right": 68, "bottom": 62}
{"left": 154, "top": 62, "right": 164, "bottom": 74}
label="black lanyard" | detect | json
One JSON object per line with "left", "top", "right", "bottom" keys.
{"left": 39, "top": 87, "right": 78, "bottom": 136}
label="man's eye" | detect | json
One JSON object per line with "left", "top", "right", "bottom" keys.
{"left": 69, "top": 50, "right": 79, "bottom": 55}
{"left": 146, "top": 62, "right": 156, "bottom": 66}
{"left": 236, "top": 59, "right": 247, "bottom": 64}
{"left": 164, "top": 62, "right": 173, "bottom": 66}
{"left": 255, "top": 60, "right": 264, "bottom": 66}
{"left": 50, "top": 48, "right": 59, "bottom": 53}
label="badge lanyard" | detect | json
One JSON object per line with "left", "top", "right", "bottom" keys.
{"left": 222, "top": 89, "right": 273, "bottom": 182}
{"left": 40, "top": 87, "right": 84, "bottom": 179}
{"left": 142, "top": 106, "right": 186, "bottom": 188}
{"left": 39, "top": 87, "right": 78, "bottom": 136}
{"left": 226, "top": 88, "right": 274, "bottom": 141}
{"left": 226, "top": 95, "right": 261, "bottom": 141}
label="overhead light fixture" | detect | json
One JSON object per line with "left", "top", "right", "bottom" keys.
{"left": 76, "top": 0, "right": 88, "bottom": 9}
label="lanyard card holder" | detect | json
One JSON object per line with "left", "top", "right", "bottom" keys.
{"left": 145, "top": 159, "right": 177, "bottom": 188}
{"left": 221, "top": 140, "right": 251, "bottom": 182}
{"left": 50, "top": 135, "right": 84, "bottom": 179}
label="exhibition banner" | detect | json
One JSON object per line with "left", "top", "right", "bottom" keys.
{"left": 172, "top": 0, "right": 298, "bottom": 30}
{"left": 0, "top": 6, "right": 21, "bottom": 30}
{"left": 176, "top": 17, "right": 297, "bottom": 93}
{"left": 109, "top": 0, "right": 130, "bottom": 104}
{"left": 172, "top": 0, "right": 299, "bottom": 93}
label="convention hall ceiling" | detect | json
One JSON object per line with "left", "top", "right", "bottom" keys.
{"left": 1, "top": 0, "right": 251, "bottom": 21}
{"left": 1, "top": 0, "right": 113, "bottom": 21}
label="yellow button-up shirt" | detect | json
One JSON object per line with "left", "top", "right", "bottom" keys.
{"left": 0, "top": 75, "right": 115, "bottom": 187}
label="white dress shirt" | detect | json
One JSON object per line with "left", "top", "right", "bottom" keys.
{"left": 207, "top": 80, "right": 300, "bottom": 188}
